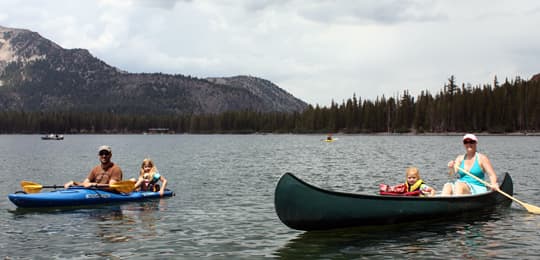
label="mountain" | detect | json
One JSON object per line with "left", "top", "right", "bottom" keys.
{"left": 531, "top": 73, "right": 540, "bottom": 82}
{"left": 0, "top": 25, "right": 307, "bottom": 114}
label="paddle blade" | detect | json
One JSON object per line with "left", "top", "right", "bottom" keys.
{"left": 21, "top": 180, "right": 41, "bottom": 188}
{"left": 109, "top": 180, "right": 136, "bottom": 193}
{"left": 21, "top": 181, "right": 43, "bottom": 193}
{"left": 23, "top": 186, "right": 43, "bottom": 193}
{"left": 521, "top": 202, "right": 540, "bottom": 214}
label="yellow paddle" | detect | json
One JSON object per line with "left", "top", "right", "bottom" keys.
{"left": 21, "top": 180, "right": 136, "bottom": 194}
{"left": 456, "top": 166, "right": 540, "bottom": 214}
{"left": 20, "top": 181, "right": 63, "bottom": 194}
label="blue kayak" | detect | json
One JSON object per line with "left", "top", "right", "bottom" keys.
{"left": 8, "top": 187, "right": 174, "bottom": 208}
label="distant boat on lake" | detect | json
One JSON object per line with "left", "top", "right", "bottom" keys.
{"left": 41, "top": 134, "right": 64, "bottom": 140}
{"left": 143, "top": 128, "right": 174, "bottom": 134}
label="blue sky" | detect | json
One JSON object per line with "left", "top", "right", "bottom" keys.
{"left": 1, "top": 0, "right": 539, "bottom": 106}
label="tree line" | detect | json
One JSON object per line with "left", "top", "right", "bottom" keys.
{"left": 0, "top": 75, "right": 538, "bottom": 134}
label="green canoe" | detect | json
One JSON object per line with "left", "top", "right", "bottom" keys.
{"left": 274, "top": 172, "right": 513, "bottom": 231}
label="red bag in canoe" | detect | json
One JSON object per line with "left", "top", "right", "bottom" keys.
{"left": 379, "top": 183, "right": 422, "bottom": 196}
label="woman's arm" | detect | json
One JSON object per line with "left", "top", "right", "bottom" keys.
{"left": 447, "top": 155, "right": 462, "bottom": 175}
{"left": 480, "top": 154, "right": 499, "bottom": 189}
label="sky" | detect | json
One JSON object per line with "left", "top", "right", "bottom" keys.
{"left": 1, "top": 0, "right": 540, "bottom": 106}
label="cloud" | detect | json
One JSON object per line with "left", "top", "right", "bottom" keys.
{"left": 293, "top": 0, "right": 446, "bottom": 25}
{"left": 135, "top": 0, "right": 190, "bottom": 9}
{"left": 1, "top": 0, "right": 540, "bottom": 105}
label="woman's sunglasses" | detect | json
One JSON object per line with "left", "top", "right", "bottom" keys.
{"left": 99, "top": 151, "right": 111, "bottom": 156}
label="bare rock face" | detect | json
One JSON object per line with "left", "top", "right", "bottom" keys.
{"left": 0, "top": 25, "right": 307, "bottom": 114}
{"left": 531, "top": 73, "right": 540, "bottom": 83}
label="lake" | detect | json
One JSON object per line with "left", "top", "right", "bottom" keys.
{"left": 1, "top": 134, "right": 539, "bottom": 259}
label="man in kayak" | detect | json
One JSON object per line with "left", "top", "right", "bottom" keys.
{"left": 64, "top": 145, "right": 123, "bottom": 189}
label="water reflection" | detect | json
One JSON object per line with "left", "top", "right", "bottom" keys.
{"left": 8, "top": 199, "right": 169, "bottom": 244}
{"left": 121, "top": 200, "right": 169, "bottom": 239}
{"left": 8, "top": 204, "right": 123, "bottom": 218}
{"left": 89, "top": 206, "right": 133, "bottom": 243}
{"left": 93, "top": 200, "right": 170, "bottom": 243}
{"left": 275, "top": 208, "right": 510, "bottom": 259}
{"left": 2, "top": 135, "right": 540, "bottom": 258}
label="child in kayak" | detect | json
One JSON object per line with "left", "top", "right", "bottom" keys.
{"left": 380, "top": 167, "right": 436, "bottom": 196}
{"left": 134, "top": 158, "right": 168, "bottom": 197}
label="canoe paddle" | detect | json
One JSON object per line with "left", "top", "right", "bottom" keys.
{"left": 21, "top": 180, "right": 136, "bottom": 194}
{"left": 456, "top": 166, "right": 540, "bottom": 214}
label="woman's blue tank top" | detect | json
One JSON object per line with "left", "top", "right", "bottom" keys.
{"left": 458, "top": 153, "right": 485, "bottom": 187}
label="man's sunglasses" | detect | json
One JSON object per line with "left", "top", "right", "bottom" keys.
{"left": 463, "top": 140, "right": 477, "bottom": 144}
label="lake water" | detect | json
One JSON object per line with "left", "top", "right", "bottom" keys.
{"left": 1, "top": 134, "right": 539, "bottom": 259}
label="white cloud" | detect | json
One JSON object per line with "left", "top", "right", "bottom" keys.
{"left": 1, "top": 0, "right": 540, "bottom": 106}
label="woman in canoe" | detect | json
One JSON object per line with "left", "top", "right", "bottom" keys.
{"left": 443, "top": 134, "right": 499, "bottom": 195}
{"left": 134, "top": 158, "right": 168, "bottom": 197}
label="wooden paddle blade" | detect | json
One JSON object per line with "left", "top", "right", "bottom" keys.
{"left": 521, "top": 202, "right": 540, "bottom": 214}
{"left": 109, "top": 180, "right": 136, "bottom": 193}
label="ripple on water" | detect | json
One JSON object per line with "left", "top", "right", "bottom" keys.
{"left": 1, "top": 135, "right": 540, "bottom": 258}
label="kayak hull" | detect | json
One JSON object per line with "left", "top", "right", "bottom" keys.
{"left": 8, "top": 187, "right": 174, "bottom": 208}
{"left": 274, "top": 172, "right": 513, "bottom": 231}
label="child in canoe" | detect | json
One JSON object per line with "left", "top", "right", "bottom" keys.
{"left": 380, "top": 167, "right": 436, "bottom": 196}
{"left": 134, "top": 158, "right": 168, "bottom": 197}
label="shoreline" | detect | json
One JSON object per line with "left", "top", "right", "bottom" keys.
{"left": 0, "top": 131, "right": 538, "bottom": 136}
{"left": 368, "top": 131, "right": 540, "bottom": 136}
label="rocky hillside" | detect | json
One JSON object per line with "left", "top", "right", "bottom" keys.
{"left": 530, "top": 73, "right": 540, "bottom": 82}
{"left": 0, "top": 25, "right": 307, "bottom": 114}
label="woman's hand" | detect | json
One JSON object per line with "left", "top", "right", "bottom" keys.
{"left": 447, "top": 160, "right": 457, "bottom": 175}
{"left": 490, "top": 182, "right": 500, "bottom": 191}
{"left": 447, "top": 160, "right": 455, "bottom": 169}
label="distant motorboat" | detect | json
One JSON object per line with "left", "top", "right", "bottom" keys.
{"left": 41, "top": 134, "right": 64, "bottom": 140}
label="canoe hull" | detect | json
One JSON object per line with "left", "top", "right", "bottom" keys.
{"left": 275, "top": 172, "right": 513, "bottom": 231}
{"left": 8, "top": 187, "right": 174, "bottom": 208}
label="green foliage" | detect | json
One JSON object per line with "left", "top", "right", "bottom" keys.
{"left": 0, "top": 75, "right": 539, "bottom": 134}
